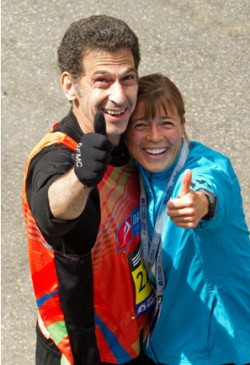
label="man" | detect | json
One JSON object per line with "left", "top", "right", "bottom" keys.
{"left": 23, "top": 15, "right": 154, "bottom": 365}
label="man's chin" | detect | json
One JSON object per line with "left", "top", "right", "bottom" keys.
{"left": 107, "top": 123, "right": 128, "bottom": 136}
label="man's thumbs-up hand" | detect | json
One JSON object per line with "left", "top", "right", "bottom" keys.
{"left": 167, "top": 169, "right": 209, "bottom": 228}
{"left": 74, "top": 111, "right": 113, "bottom": 187}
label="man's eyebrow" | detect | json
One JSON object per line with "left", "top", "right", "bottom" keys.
{"left": 92, "top": 67, "right": 137, "bottom": 76}
{"left": 91, "top": 71, "right": 110, "bottom": 76}
{"left": 124, "top": 67, "right": 137, "bottom": 74}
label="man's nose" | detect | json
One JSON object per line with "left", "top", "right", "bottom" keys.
{"left": 109, "top": 82, "right": 126, "bottom": 105}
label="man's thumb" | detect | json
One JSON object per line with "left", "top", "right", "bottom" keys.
{"left": 179, "top": 169, "right": 192, "bottom": 197}
{"left": 94, "top": 111, "right": 107, "bottom": 135}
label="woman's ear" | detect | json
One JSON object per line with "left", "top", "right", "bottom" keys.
{"left": 182, "top": 116, "right": 186, "bottom": 126}
{"left": 61, "top": 72, "right": 77, "bottom": 101}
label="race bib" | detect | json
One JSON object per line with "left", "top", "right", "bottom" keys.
{"left": 128, "top": 245, "right": 155, "bottom": 316}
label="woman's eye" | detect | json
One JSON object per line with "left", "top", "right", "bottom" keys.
{"left": 162, "top": 121, "right": 173, "bottom": 128}
{"left": 133, "top": 123, "right": 148, "bottom": 130}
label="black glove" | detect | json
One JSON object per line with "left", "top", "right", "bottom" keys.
{"left": 74, "top": 111, "right": 113, "bottom": 187}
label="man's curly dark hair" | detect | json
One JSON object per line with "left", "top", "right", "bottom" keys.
{"left": 57, "top": 15, "right": 140, "bottom": 81}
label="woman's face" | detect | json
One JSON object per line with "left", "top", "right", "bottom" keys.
{"left": 126, "top": 101, "right": 185, "bottom": 173}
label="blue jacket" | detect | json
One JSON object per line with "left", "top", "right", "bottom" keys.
{"left": 138, "top": 141, "right": 250, "bottom": 365}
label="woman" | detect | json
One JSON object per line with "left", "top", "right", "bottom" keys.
{"left": 125, "top": 73, "right": 250, "bottom": 365}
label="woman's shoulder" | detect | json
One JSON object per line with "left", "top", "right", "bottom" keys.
{"left": 188, "top": 141, "right": 233, "bottom": 171}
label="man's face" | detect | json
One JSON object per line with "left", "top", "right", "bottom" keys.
{"left": 73, "top": 48, "right": 138, "bottom": 144}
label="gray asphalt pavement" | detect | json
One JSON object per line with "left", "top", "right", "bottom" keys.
{"left": 2, "top": 1, "right": 250, "bottom": 364}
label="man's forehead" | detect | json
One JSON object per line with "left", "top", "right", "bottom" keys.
{"left": 83, "top": 48, "right": 136, "bottom": 69}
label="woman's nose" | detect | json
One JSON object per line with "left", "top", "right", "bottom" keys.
{"left": 147, "top": 124, "right": 162, "bottom": 142}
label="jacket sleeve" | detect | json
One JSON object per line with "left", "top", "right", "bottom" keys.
{"left": 175, "top": 151, "right": 242, "bottom": 230}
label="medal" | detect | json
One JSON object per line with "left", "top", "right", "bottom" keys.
{"left": 140, "top": 139, "right": 190, "bottom": 346}
{"left": 143, "top": 296, "right": 162, "bottom": 348}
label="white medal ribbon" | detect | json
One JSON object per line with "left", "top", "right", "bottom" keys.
{"left": 140, "top": 139, "right": 189, "bottom": 297}
{"left": 141, "top": 139, "right": 189, "bottom": 347}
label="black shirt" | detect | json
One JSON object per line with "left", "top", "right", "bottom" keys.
{"left": 26, "top": 110, "right": 129, "bottom": 254}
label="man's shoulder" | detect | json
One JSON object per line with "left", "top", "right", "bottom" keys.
{"left": 53, "top": 110, "right": 82, "bottom": 142}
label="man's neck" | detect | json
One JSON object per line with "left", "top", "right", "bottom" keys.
{"left": 108, "top": 135, "right": 120, "bottom": 147}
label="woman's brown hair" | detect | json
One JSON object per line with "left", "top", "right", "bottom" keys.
{"left": 133, "top": 73, "right": 188, "bottom": 139}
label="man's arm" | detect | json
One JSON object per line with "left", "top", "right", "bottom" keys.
{"left": 48, "top": 111, "right": 113, "bottom": 221}
{"left": 48, "top": 168, "right": 93, "bottom": 220}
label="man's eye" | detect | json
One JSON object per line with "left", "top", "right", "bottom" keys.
{"left": 94, "top": 77, "right": 111, "bottom": 87}
{"left": 96, "top": 78, "right": 109, "bottom": 83}
{"left": 123, "top": 75, "right": 136, "bottom": 84}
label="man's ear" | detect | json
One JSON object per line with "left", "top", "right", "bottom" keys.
{"left": 61, "top": 72, "right": 77, "bottom": 101}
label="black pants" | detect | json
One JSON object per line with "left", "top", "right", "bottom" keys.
{"left": 36, "top": 329, "right": 244, "bottom": 365}
{"left": 36, "top": 323, "right": 60, "bottom": 365}
{"left": 36, "top": 323, "right": 155, "bottom": 365}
